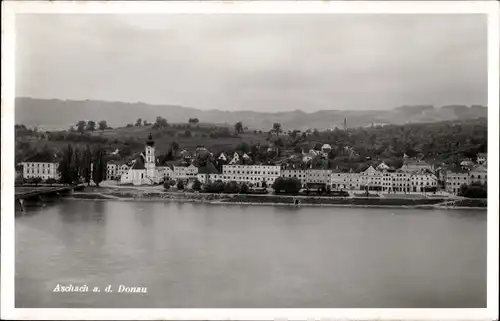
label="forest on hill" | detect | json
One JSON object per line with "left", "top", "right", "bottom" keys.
{"left": 15, "top": 115, "right": 487, "bottom": 173}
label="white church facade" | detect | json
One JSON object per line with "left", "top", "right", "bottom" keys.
{"left": 120, "top": 133, "right": 167, "bottom": 185}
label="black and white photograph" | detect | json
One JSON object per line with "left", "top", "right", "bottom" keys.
{"left": 1, "top": 1, "right": 499, "bottom": 320}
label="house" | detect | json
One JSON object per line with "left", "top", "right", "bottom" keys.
{"left": 222, "top": 164, "right": 280, "bottom": 188}
{"left": 173, "top": 164, "right": 198, "bottom": 181}
{"left": 21, "top": 152, "right": 60, "bottom": 180}
{"left": 180, "top": 149, "right": 193, "bottom": 161}
{"left": 410, "top": 171, "right": 438, "bottom": 192}
{"left": 460, "top": 159, "right": 476, "bottom": 169}
{"left": 330, "top": 170, "right": 350, "bottom": 190}
{"left": 156, "top": 164, "right": 174, "bottom": 181}
{"left": 229, "top": 152, "right": 240, "bottom": 165}
{"left": 117, "top": 163, "right": 131, "bottom": 178}
{"left": 281, "top": 169, "right": 308, "bottom": 187}
{"left": 400, "top": 159, "right": 432, "bottom": 173}
{"left": 120, "top": 133, "right": 166, "bottom": 185}
{"left": 305, "top": 169, "right": 332, "bottom": 187}
{"left": 359, "top": 166, "right": 383, "bottom": 191}
{"left": 469, "top": 164, "right": 487, "bottom": 185}
{"left": 197, "top": 162, "right": 221, "bottom": 184}
{"left": 387, "top": 170, "right": 411, "bottom": 193}
{"left": 217, "top": 152, "right": 228, "bottom": 162}
{"left": 107, "top": 160, "right": 131, "bottom": 180}
{"left": 376, "top": 162, "right": 390, "bottom": 171}
{"left": 445, "top": 166, "right": 469, "bottom": 194}
{"left": 321, "top": 144, "right": 332, "bottom": 156}
{"left": 476, "top": 153, "right": 487, "bottom": 165}
{"left": 195, "top": 146, "right": 211, "bottom": 159}
{"left": 301, "top": 149, "right": 319, "bottom": 163}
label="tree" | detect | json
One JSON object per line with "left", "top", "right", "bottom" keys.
{"left": 458, "top": 182, "right": 487, "bottom": 198}
{"left": 192, "top": 179, "right": 202, "bottom": 191}
{"left": 135, "top": 118, "right": 143, "bottom": 127}
{"left": 126, "top": 123, "right": 134, "bottom": 128}
{"left": 119, "top": 146, "right": 132, "bottom": 158}
{"left": 32, "top": 177, "right": 42, "bottom": 186}
{"left": 86, "top": 120, "right": 96, "bottom": 132}
{"left": 143, "top": 120, "right": 150, "bottom": 126}
{"left": 188, "top": 118, "right": 200, "bottom": 125}
{"left": 153, "top": 116, "right": 168, "bottom": 129}
{"left": 224, "top": 181, "right": 240, "bottom": 194}
{"left": 171, "top": 141, "right": 180, "bottom": 157}
{"left": 92, "top": 147, "right": 106, "bottom": 187}
{"left": 240, "top": 183, "right": 250, "bottom": 194}
{"left": 58, "top": 144, "right": 73, "bottom": 184}
{"left": 82, "top": 144, "right": 92, "bottom": 186}
{"left": 46, "top": 178, "right": 57, "bottom": 186}
{"left": 234, "top": 121, "right": 244, "bottom": 134}
{"left": 72, "top": 147, "right": 81, "bottom": 183}
{"left": 164, "top": 181, "right": 171, "bottom": 190}
{"left": 261, "top": 180, "right": 268, "bottom": 189}
{"left": 184, "top": 130, "right": 192, "bottom": 138}
{"left": 98, "top": 120, "right": 108, "bottom": 131}
{"left": 76, "top": 121, "right": 86, "bottom": 134}
{"left": 272, "top": 177, "right": 301, "bottom": 194}
{"left": 272, "top": 123, "right": 282, "bottom": 135}
{"left": 177, "top": 180, "right": 185, "bottom": 190}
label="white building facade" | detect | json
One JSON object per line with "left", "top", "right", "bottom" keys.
{"left": 22, "top": 153, "right": 60, "bottom": 180}
{"left": 222, "top": 164, "right": 280, "bottom": 187}
{"left": 173, "top": 164, "right": 199, "bottom": 180}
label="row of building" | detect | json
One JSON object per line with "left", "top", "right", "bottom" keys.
{"left": 18, "top": 134, "right": 487, "bottom": 194}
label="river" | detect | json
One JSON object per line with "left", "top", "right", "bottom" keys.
{"left": 15, "top": 200, "right": 486, "bottom": 308}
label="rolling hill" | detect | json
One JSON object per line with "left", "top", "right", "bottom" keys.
{"left": 15, "top": 97, "right": 487, "bottom": 131}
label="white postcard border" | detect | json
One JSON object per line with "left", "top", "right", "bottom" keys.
{"left": 1, "top": 1, "right": 499, "bottom": 320}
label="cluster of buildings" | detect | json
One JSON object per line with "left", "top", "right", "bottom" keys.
{"left": 444, "top": 153, "right": 488, "bottom": 194}
{"left": 17, "top": 134, "right": 488, "bottom": 195}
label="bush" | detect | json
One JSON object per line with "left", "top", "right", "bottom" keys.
{"left": 203, "top": 180, "right": 225, "bottom": 193}
{"left": 224, "top": 181, "right": 240, "bottom": 194}
{"left": 46, "top": 178, "right": 57, "bottom": 185}
{"left": 458, "top": 183, "right": 487, "bottom": 198}
{"left": 272, "top": 177, "right": 301, "bottom": 194}
{"left": 177, "top": 180, "right": 185, "bottom": 190}
{"left": 163, "top": 181, "right": 171, "bottom": 190}
{"left": 240, "top": 183, "right": 250, "bottom": 194}
{"left": 15, "top": 176, "right": 25, "bottom": 186}
{"left": 192, "top": 179, "right": 202, "bottom": 191}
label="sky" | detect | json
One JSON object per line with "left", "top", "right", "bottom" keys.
{"left": 15, "top": 14, "right": 487, "bottom": 112}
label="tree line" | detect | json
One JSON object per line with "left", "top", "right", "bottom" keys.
{"left": 57, "top": 144, "right": 107, "bottom": 187}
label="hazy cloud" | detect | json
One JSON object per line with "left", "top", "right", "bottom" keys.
{"left": 15, "top": 14, "right": 487, "bottom": 112}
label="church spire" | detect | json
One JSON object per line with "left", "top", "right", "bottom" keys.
{"left": 146, "top": 132, "right": 155, "bottom": 146}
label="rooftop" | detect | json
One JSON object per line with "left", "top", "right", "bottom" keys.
{"left": 198, "top": 162, "right": 220, "bottom": 174}
{"left": 131, "top": 157, "right": 146, "bottom": 170}
{"left": 24, "top": 152, "right": 57, "bottom": 163}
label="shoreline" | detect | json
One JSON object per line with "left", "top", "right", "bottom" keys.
{"left": 67, "top": 192, "right": 487, "bottom": 210}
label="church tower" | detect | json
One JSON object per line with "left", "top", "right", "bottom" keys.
{"left": 145, "top": 133, "right": 156, "bottom": 180}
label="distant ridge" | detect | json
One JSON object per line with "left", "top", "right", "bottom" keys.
{"left": 15, "top": 97, "right": 487, "bottom": 131}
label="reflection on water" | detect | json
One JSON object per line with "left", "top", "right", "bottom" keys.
{"left": 16, "top": 200, "right": 486, "bottom": 308}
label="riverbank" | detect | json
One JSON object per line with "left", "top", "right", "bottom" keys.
{"left": 70, "top": 189, "right": 487, "bottom": 210}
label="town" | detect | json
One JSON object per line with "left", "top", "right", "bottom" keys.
{"left": 15, "top": 117, "right": 488, "bottom": 200}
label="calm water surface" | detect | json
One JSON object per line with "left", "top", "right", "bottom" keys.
{"left": 15, "top": 200, "right": 486, "bottom": 308}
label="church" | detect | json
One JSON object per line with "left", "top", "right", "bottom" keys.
{"left": 120, "top": 133, "right": 169, "bottom": 185}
